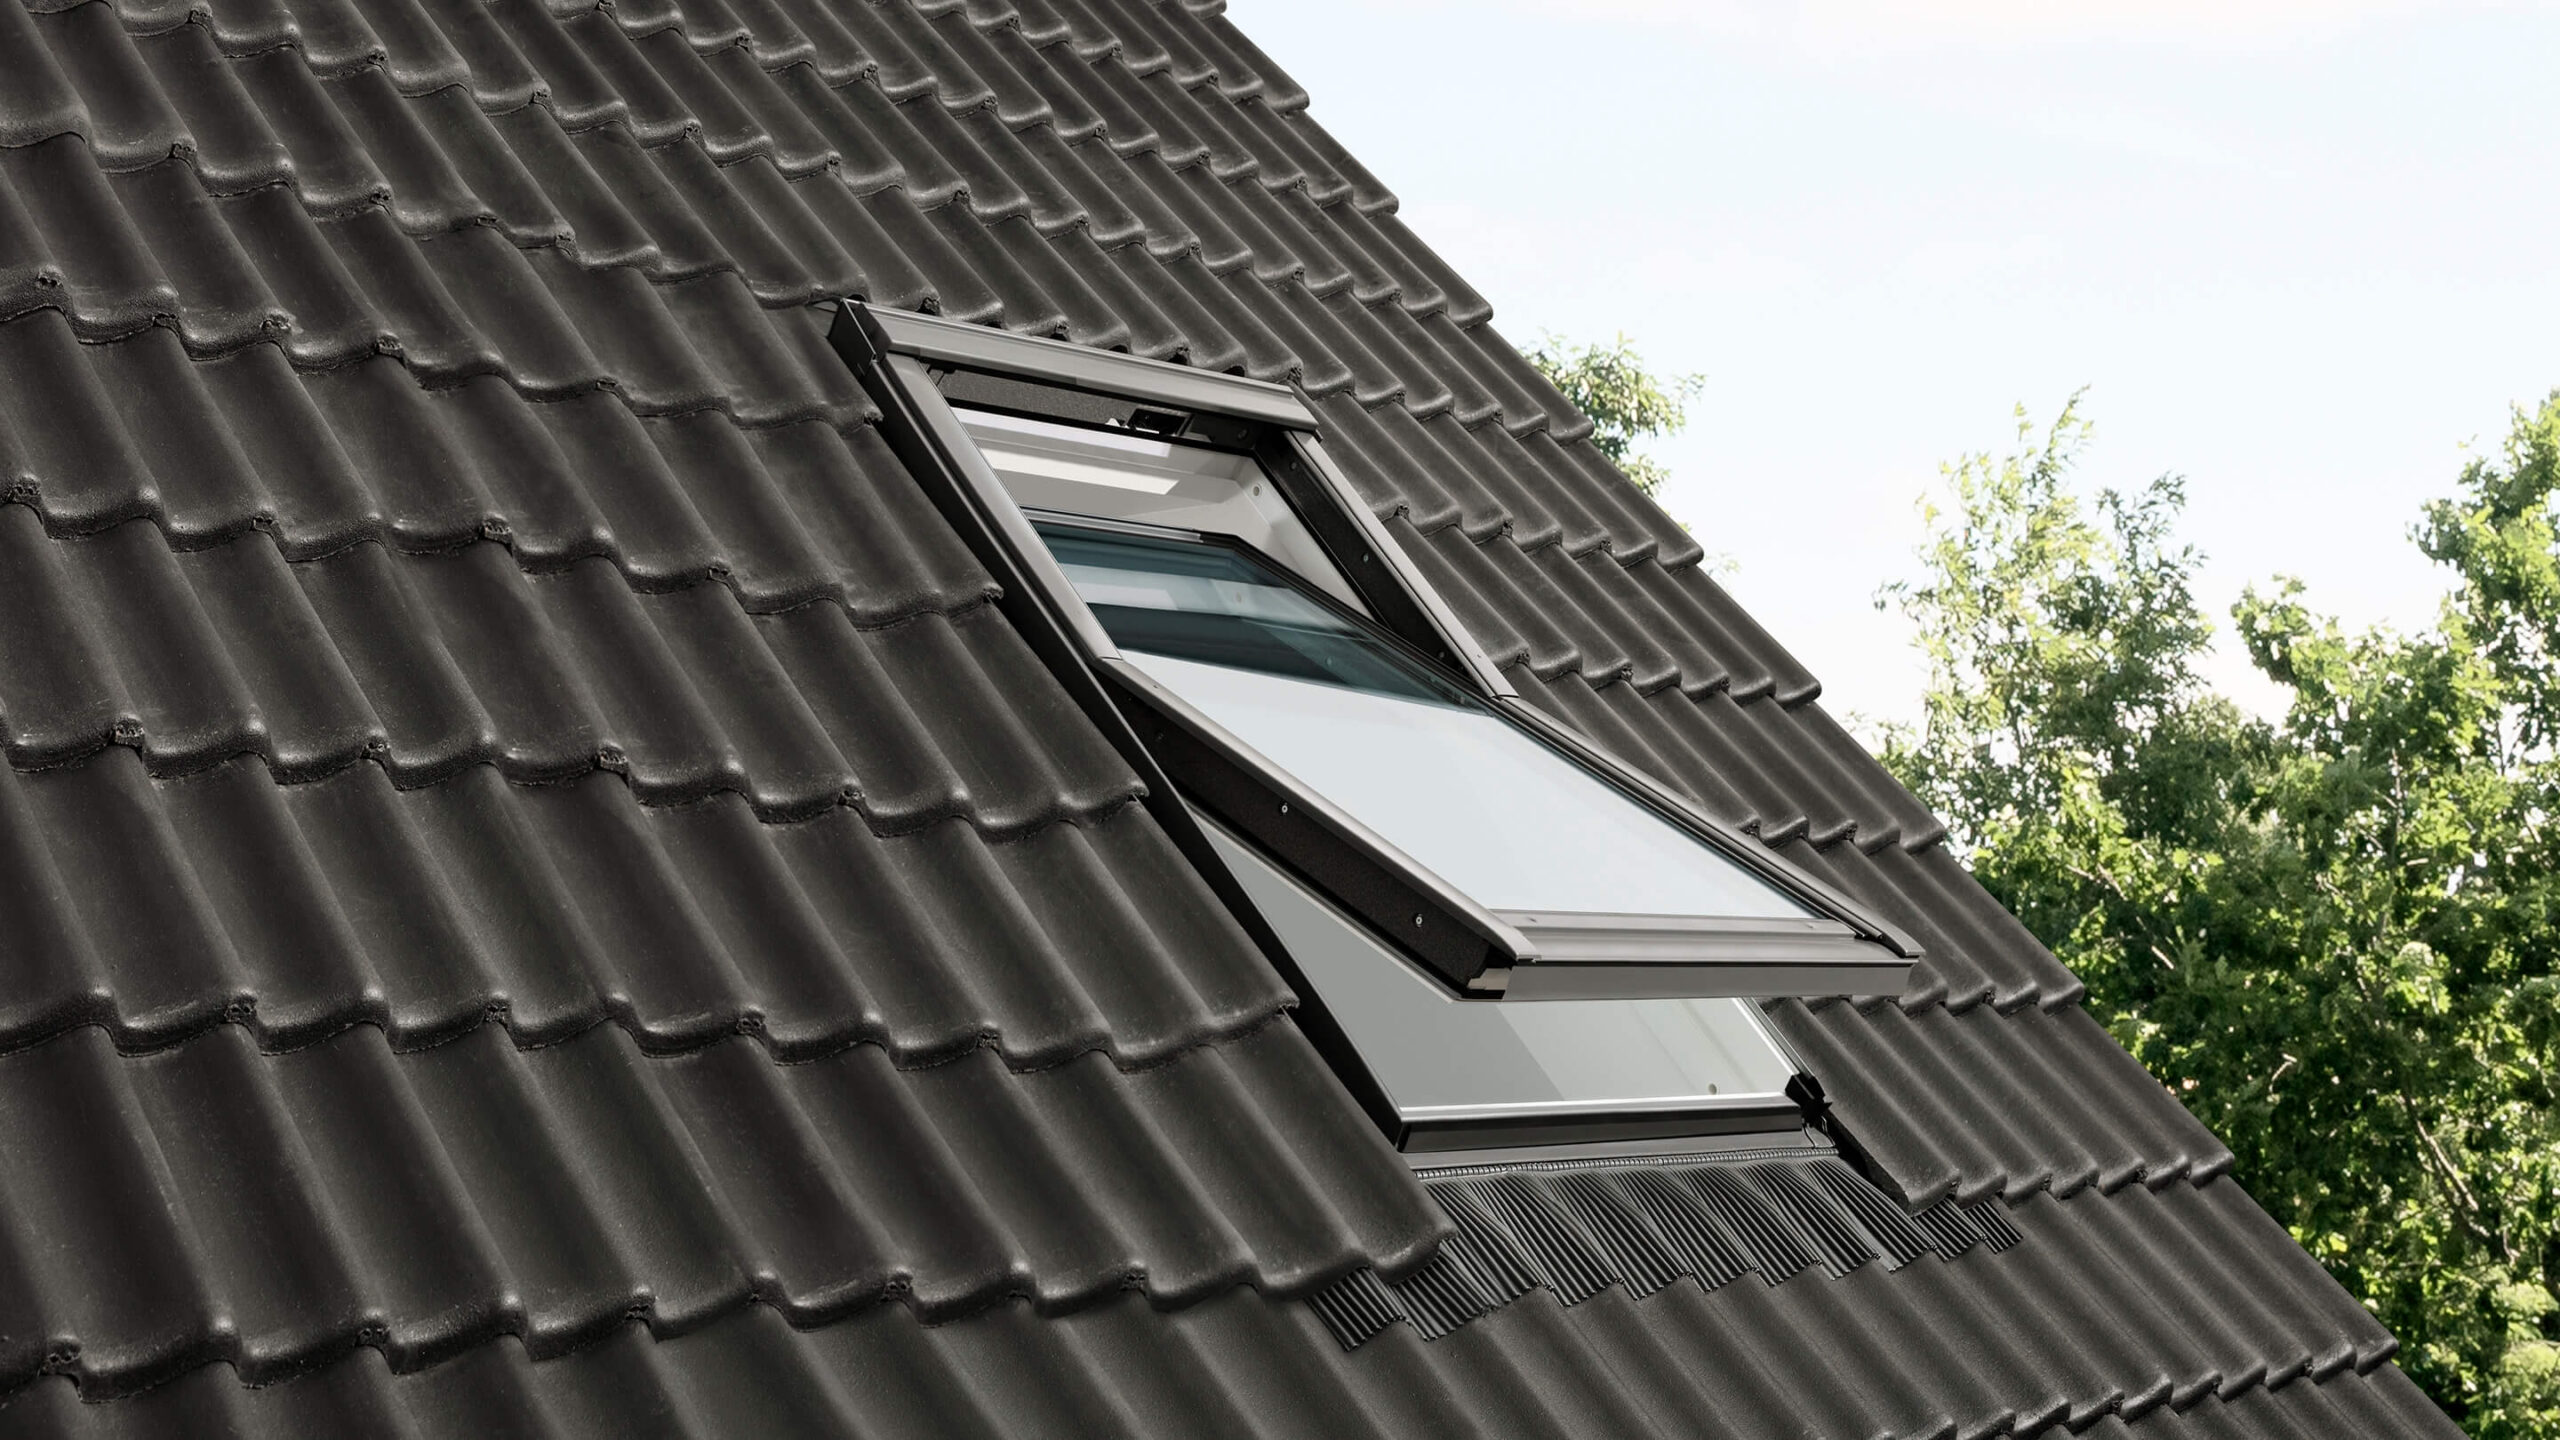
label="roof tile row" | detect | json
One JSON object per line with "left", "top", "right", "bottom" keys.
{"left": 0, "top": 747, "right": 1284, "bottom": 1061}
{"left": 0, "top": 1017, "right": 1433, "bottom": 1399}
{"left": 1771, "top": 998, "right": 2234, "bottom": 1204}
{"left": 0, "top": 511, "right": 1132, "bottom": 824}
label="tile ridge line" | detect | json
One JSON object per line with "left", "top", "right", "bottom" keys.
{"left": 1, "top": 494, "right": 1006, "bottom": 633}
{"left": 0, "top": 993, "right": 1302, "bottom": 1079}
{"left": 0, "top": 1250, "right": 1363, "bottom": 1406}
{"left": 1, "top": 739, "right": 1151, "bottom": 841}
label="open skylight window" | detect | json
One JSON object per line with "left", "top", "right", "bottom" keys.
{"left": 831, "top": 302, "right": 1917, "bottom": 1151}
{"left": 1038, "top": 522, "right": 1856, "bottom": 999}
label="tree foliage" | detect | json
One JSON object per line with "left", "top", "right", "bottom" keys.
{"left": 1878, "top": 396, "right": 2560, "bottom": 1437}
{"left": 1526, "top": 333, "right": 1703, "bottom": 496}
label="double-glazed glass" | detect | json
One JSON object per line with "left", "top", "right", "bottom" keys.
{"left": 1043, "top": 525, "right": 1808, "bottom": 922}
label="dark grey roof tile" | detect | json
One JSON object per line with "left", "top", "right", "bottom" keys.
{"left": 687, "top": 151, "right": 863, "bottom": 302}
{"left": 1620, "top": 555, "right": 1819, "bottom": 700}
{"left": 389, "top": 92, "right": 565, "bottom": 245}
{"left": 130, "top": 19, "right": 295, "bottom": 193}
{"left": 842, "top": 0, "right": 968, "bottom": 106}
{"left": 1353, "top": 203, "right": 1493, "bottom": 328}
{"left": 1425, "top": 313, "right": 1550, "bottom": 430}
{"left": 1032, "top": 0, "right": 1121, "bottom": 61}
{"left": 771, "top": 67, "right": 925, "bottom": 197}
{"left": 715, "top": 0, "right": 821, "bottom": 70}
{"left": 1143, "top": 243, "right": 1280, "bottom": 375}
{"left": 923, "top": 204, "right": 1076, "bottom": 335}
{"left": 1034, "top": 219, "right": 1174, "bottom": 352}
{"left": 1275, "top": 290, "right": 1410, "bottom": 409}
{"left": 326, "top": 66, "right": 495, "bottom": 232}
{"left": 1313, "top": 400, "right": 1473, "bottom": 534}
{"left": 1844, "top": 841, "right": 2081, "bottom": 1007}
{"left": 1219, "top": 90, "right": 1361, "bottom": 210}
{"left": 915, "top": 4, "right": 1057, "bottom": 129}
{"left": 1184, "top": 8, "right": 1305, "bottom": 112}
{"left": 0, "top": 4, "right": 86, "bottom": 153}
{"left": 753, "top": 0, "right": 881, "bottom": 84}
{"left": 998, "top": 118, "right": 1135, "bottom": 243}
{"left": 234, "top": 45, "right": 391, "bottom": 212}
{"left": 896, "top": 92, "right": 1036, "bottom": 223}
{"left": 1331, "top": 292, "right": 1457, "bottom": 415}
{"left": 551, "top": 120, "right": 721, "bottom": 278}
{"left": 697, "top": 44, "right": 837, "bottom": 170}
{"left": 1135, "top": 153, "right": 1253, "bottom": 274}
{"left": 1093, "top": 238, "right": 1229, "bottom": 369}
{"left": 490, "top": 1, "right": 632, "bottom": 132}
{"left": 1390, "top": 514, "right": 1567, "bottom": 675}
{"left": 995, "top": 22, "right": 1107, "bottom": 137}
{"left": 356, "top": 0, "right": 477, "bottom": 95}
{"left": 1244, "top": 189, "right": 1366, "bottom": 301}
{"left": 1036, "top": 32, "right": 1161, "bottom": 159}
{"left": 607, "top": 17, "right": 749, "bottom": 151}
{"left": 857, "top": 183, "right": 998, "bottom": 317}
{"left": 1, "top": 137, "right": 175, "bottom": 336}
{"left": 26, "top": 3, "right": 183, "bottom": 172}
{"left": 1400, "top": 535, "right": 1779, "bottom": 705}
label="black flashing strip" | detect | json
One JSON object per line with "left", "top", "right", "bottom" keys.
{"left": 1309, "top": 1154, "right": 2021, "bottom": 1350}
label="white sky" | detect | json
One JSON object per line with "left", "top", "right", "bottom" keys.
{"left": 1228, "top": 0, "right": 2560, "bottom": 731}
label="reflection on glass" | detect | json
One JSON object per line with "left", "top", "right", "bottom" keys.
{"left": 1206, "top": 823, "right": 1795, "bottom": 1113}
{"left": 1043, "top": 525, "right": 1806, "bottom": 921}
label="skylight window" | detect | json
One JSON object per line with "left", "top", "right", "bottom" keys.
{"left": 1042, "top": 524, "right": 1837, "bottom": 985}
{"left": 831, "top": 301, "right": 1917, "bottom": 1153}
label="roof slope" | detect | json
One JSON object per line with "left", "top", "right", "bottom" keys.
{"left": 0, "top": 0, "right": 2457, "bottom": 1434}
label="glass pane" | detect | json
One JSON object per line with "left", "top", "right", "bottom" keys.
{"left": 1043, "top": 525, "right": 1807, "bottom": 921}
{"left": 1206, "top": 823, "right": 1795, "bottom": 1113}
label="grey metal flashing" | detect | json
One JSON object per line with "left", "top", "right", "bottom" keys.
{"left": 848, "top": 303, "right": 1319, "bottom": 430}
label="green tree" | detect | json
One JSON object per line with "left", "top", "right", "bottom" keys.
{"left": 1526, "top": 333, "right": 1703, "bottom": 496}
{"left": 1877, "top": 397, "right": 2560, "bottom": 1437}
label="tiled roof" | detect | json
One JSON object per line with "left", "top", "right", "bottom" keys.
{"left": 0, "top": 0, "right": 2457, "bottom": 1434}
